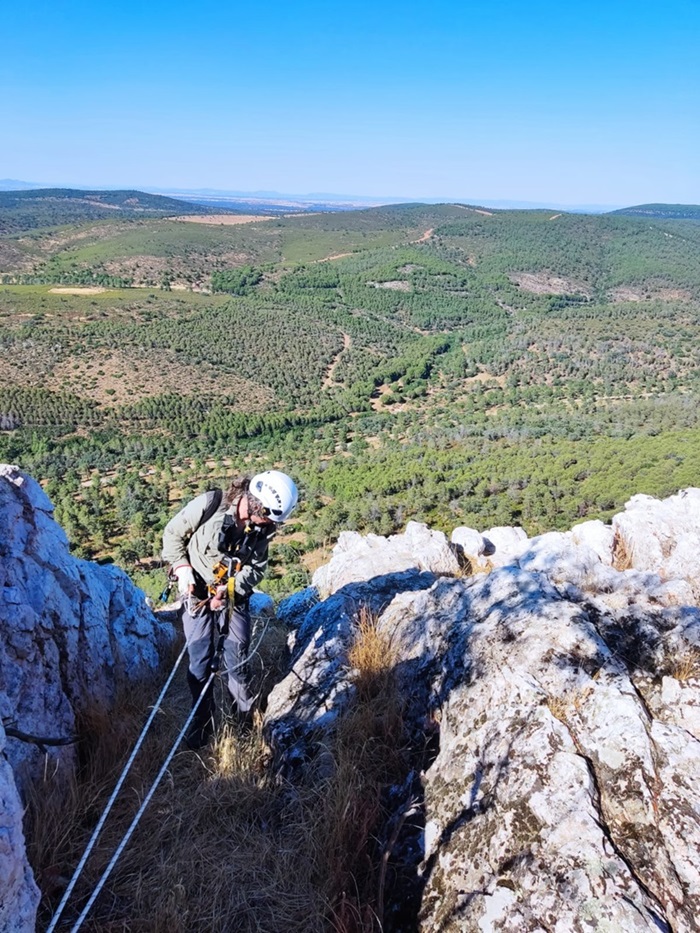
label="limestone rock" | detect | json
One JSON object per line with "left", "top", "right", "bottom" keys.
{"left": 265, "top": 492, "right": 700, "bottom": 931}
{"left": 265, "top": 570, "right": 437, "bottom": 772}
{"left": 249, "top": 590, "right": 275, "bottom": 617}
{"left": 450, "top": 527, "right": 487, "bottom": 559}
{"left": 276, "top": 586, "right": 319, "bottom": 628}
{"left": 482, "top": 524, "right": 530, "bottom": 567}
{"left": 0, "top": 465, "right": 175, "bottom": 782}
{"left": 0, "top": 465, "right": 176, "bottom": 929}
{"left": 613, "top": 488, "right": 700, "bottom": 599}
{"left": 312, "top": 521, "right": 459, "bottom": 597}
{"left": 0, "top": 724, "right": 39, "bottom": 933}
{"left": 570, "top": 518, "right": 615, "bottom": 564}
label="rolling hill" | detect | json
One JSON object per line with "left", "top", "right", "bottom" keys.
{"left": 610, "top": 202, "right": 700, "bottom": 220}
{"left": 1, "top": 198, "right": 700, "bottom": 594}
{"left": 0, "top": 187, "right": 235, "bottom": 237}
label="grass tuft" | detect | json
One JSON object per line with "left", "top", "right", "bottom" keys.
{"left": 318, "top": 606, "right": 408, "bottom": 932}
{"left": 669, "top": 647, "right": 700, "bottom": 682}
{"left": 611, "top": 532, "right": 634, "bottom": 571}
{"left": 25, "top": 611, "right": 412, "bottom": 932}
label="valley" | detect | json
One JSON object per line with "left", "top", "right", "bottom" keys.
{"left": 1, "top": 193, "right": 699, "bottom": 597}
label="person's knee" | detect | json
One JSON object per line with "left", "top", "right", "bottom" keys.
{"left": 188, "top": 658, "right": 210, "bottom": 680}
{"left": 187, "top": 637, "right": 213, "bottom": 680}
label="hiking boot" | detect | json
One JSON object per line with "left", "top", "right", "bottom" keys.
{"left": 185, "top": 671, "right": 216, "bottom": 749}
{"left": 184, "top": 711, "right": 215, "bottom": 750}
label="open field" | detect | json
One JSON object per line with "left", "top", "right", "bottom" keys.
{"left": 173, "top": 214, "right": 275, "bottom": 225}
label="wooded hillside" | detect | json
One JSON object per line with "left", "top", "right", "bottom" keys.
{"left": 1, "top": 199, "right": 698, "bottom": 595}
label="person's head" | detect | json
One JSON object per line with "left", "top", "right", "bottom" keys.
{"left": 248, "top": 471, "right": 298, "bottom": 524}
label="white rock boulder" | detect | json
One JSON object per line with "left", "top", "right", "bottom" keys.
{"left": 0, "top": 465, "right": 176, "bottom": 930}
{"left": 613, "top": 489, "right": 700, "bottom": 598}
{"left": 0, "top": 724, "right": 40, "bottom": 933}
{"left": 312, "top": 521, "right": 459, "bottom": 597}
{"left": 265, "top": 491, "right": 700, "bottom": 931}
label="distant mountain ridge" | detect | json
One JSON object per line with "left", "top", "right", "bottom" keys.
{"left": 611, "top": 203, "right": 700, "bottom": 220}
{"left": 0, "top": 188, "right": 237, "bottom": 236}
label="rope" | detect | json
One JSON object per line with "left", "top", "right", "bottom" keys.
{"left": 51, "top": 605, "right": 271, "bottom": 930}
{"left": 68, "top": 670, "right": 217, "bottom": 933}
{"left": 46, "top": 642, "right": 188, "bottom": 933}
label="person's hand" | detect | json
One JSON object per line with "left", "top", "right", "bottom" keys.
{"left": 174, "top": 566, "right": 195, "bottom": 595}
{"left": 210, "top": 584, "right": 228, "bottom": 611}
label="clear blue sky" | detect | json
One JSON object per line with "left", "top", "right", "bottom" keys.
{"left": 2, "top": 0, "right": 698, "bottom": 206}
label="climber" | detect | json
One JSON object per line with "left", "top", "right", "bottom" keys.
{"left": 162, "top": 471, "right": 298, "bottom": 748}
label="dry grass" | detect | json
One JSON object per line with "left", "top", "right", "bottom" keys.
{"left": 319, "top": 607, "right": 407, "bottom": 932}
{"left": 611, "top": 532, "right": 634, "bottom": 571}
{"left": 545, "top": 694, "right": 570, "bottom": 724}
{"left": 669, "top": 647, "right": 700, "bottom": 682}
{"left": 452, "top": 555, "right": 494, "bottom": 578}
{"left": 546, "top": 687, "right": 591, "bottom": 725}
{"left": 26, "top": 626, "right": 328, "bottom": 932}
{"left": 26, "top": 611, "right": 410, "bottom": 932}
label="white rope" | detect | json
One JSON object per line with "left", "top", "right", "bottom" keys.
{"left": 51, "top": 605, "right": 271, "bottom": 930}
{"left": 46, "top": 642, "right": 188, "bottom": 933}
{"left": 69, "top": 670, "right": 217, "bottom": 933}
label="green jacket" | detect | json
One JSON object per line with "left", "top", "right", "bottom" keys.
{"left": 161, "top": 491, "right": 270, "bottom": 598}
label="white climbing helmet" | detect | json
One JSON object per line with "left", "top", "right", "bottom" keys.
{"left": 249, "top": 470, "right": 298, "bottom": 523}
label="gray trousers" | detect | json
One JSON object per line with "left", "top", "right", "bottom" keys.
{"left": 181, "top": 600, "right": 254, "bottom": 712}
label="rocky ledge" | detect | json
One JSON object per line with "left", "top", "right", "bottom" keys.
{"left": 266, "top": 493, "right": 700, "bottom": 932}
{"left": 0, "top": 465, "right": 175, "bottom": 932}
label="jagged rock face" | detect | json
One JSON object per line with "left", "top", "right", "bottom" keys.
{"left": 268, "top": 490, "right": 700, "bottom": 932}
{"left": 0, "top": 724, "right": 40, "bottom": 933}
{"left": 0, "top": 465, "right": 175, "bottom": 932}
{"left": 613, "top": 489, "right": 700, "bottom": 599}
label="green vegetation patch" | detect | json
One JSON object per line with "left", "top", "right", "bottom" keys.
{"left": 1, "top": 201, "right": 700, "bottom": 585}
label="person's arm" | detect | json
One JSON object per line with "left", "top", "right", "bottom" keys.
{"left": 162, "top": 492, "right": 211, "bottom": 571}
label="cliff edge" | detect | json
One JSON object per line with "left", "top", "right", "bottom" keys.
{"left": 267, "top": 496, "right": 700, "bottom": 931}
{"left": 0, "top": 465, "right": 175, "bottom": 932}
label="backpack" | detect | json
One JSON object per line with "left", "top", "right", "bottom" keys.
{"left": 196, "top": 487, "right": 224, "bottom": 530}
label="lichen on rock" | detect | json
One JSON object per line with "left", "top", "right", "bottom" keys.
{"left": 265, "top": 490, "right": 700, "bottom": 931}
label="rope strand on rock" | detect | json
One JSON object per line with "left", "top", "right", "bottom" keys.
{"left": 45, "top": 642, "right": 188, "bottom": 933}
{"left": 68, "top": 669, "right": 217, "bottom": 933}
{"left": 3, "top": 725, "right": 77, "bottom": 750}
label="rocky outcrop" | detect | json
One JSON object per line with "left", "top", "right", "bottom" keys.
{"left": 267, "top": 491, "right": 700, "bottom": 932}
{"left": 0, "top": 465, "right": 176, "bottom": 932}
{"left": 312, "top": 521, "right": 460, "bottom": 598}
{"left": 0, "top": 723, "right": 40, "bottom": 933}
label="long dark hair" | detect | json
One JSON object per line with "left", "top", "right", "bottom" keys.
{"left": 223, "top": 476, "right": 250, "bottom": 509}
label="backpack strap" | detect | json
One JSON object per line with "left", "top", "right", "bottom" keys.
{"left": 198, "top": 488, "right": 224, "bottom": 530}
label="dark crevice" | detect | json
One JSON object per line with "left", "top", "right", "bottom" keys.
{"left": 576, "top": 745, "right": 673, "bottom": 933}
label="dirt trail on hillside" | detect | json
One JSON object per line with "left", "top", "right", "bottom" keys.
{"left": 455, "top": 205, "right": 494, "bottom": 216}
{"left": 323, "top": 333, "right": 352, "bottom": 388}
{"left": 317, "top": 252, "right": 353, "bottom": 263}
{"left": 49, "top": 286, "right": 108, "bottom": 295}
{"left": 411, "top": 228, "right": 434, "bottom": 243}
